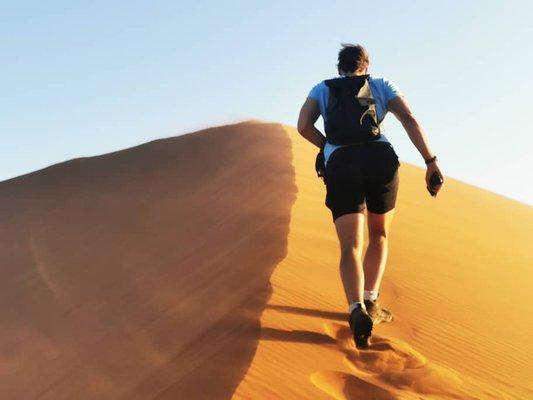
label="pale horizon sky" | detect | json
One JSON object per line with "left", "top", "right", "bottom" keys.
{"left": 2, "top": 1, "right": 532, "bottom": 205}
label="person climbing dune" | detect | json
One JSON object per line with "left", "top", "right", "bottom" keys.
{"left": 297, "top": 43, "right": 444, "bottom": 348}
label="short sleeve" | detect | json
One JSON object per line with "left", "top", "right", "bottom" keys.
{"left": 307, "top": 82, "right": 323, "bottom": 101}
{"left": 382, "top": 78, "right": 403, "bottom": 105}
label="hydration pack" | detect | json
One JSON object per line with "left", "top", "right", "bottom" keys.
{"left": 324, "top": 75, "right": 381, "bottom": 145}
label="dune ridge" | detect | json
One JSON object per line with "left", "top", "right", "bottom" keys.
{"left": 1, "top": 121, "right": 531, "bottom": 399}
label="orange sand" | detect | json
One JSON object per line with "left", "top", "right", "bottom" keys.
{"left": 0, "top": 121, "right": 531, "bottom": 399}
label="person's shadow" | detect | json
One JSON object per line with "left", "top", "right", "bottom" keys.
{"left": 266, "top": 303, "right": 347, "bottom": 321}
{"left": 258, "top": 304, "right": 345, "bottom": 345}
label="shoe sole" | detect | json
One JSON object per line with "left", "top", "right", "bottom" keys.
{"left": 371, "top": 312, "right": 393, "bottom": 325}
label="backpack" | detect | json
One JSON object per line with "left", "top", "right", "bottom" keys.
{"left": 324, "top": 75, "right": 381, "bottom": 145}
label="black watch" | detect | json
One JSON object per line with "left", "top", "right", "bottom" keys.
{"left": 424, "top": 155, "right": 437, "bottom": 165}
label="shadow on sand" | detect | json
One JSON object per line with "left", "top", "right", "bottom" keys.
{"left": 266, "top": 303, "right": 347, "bottom": 321}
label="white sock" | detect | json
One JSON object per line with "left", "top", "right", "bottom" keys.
{"left": 364, "top": 290, "right": 379, "bottom": 302}
{"left": 348, "top": 301, "right": 366, "bottom": 314}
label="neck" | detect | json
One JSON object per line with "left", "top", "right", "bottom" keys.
{"left": 344, "top": 71, "right": 367, "bottom": 77}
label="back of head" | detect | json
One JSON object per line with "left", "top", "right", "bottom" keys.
{"left": 337, "top": 43, "right": 369, "bottom": 76}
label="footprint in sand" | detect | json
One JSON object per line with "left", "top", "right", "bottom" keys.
{"left": 310, "top": 370, "right": 401, "bottom": 400}
{"left": 310, "top": 321, "right": 476, "bottom": 400}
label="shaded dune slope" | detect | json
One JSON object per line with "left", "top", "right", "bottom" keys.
{"left": 0, "top": 121, "right": 297, "bottom": 399}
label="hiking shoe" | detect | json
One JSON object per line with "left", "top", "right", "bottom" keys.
{"left": 364, "top": 299, "right": 393, "bottom": 325}
{"left": 348, "top": 306, "right": 373, "bottom": 349}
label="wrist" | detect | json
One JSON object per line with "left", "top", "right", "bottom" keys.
{"left": 424, "top": 155, "right": 437, "bottom": 165}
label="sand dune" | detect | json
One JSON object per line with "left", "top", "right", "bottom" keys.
{"left": 0, "top": 121, "right": 532, "bottom": 399}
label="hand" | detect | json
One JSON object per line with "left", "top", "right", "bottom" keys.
{"left": 425, "top": 162, "right": 444, "bottom": 197}
{"left": 315, "top": 149, "right": 326, "bottom": 184}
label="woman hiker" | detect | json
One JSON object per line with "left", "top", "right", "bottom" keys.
{"left": 297, "top": 43, "right": 444, "bottom": 348}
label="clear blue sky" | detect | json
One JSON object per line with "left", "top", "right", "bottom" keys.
{"left": 2, "top": 1, "right": 532, "bottom": 204}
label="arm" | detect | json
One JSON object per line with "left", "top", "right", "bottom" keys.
{"left": 297, "top": 98, "right": 326, "bottom": 149}
{"left": 387, "top": 96, "right": 435, "bottom": 161}
{"left": 387, "top": 95, "right": 444, "bottom": 196}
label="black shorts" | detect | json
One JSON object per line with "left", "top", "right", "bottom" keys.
{"left": 324, "top": 142, "right": 400, "bottom": 221}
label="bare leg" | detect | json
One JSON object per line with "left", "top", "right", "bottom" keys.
{"left": 363, "top": 209, "right": 395, "bottom": 292}
{"left": 333, "top": 212, "right": 365, "bottom": 305}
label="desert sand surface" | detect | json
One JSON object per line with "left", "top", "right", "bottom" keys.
{"left": 0, "top": 120, "right": 531, "bottom": 399}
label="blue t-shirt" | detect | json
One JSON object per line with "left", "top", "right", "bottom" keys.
{"left": 307, "top": 75, "right": 403, "bottom": 167}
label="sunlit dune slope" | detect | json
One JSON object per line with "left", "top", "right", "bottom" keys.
{"left": 232, "top": 123, "right": 533, "bottom": 400}
{"left": 0, "top": 121, "right": 531, "bottom": 400}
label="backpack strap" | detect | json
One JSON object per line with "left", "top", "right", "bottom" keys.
{"left": 325, "top": 74, "right": 368, "bottom": 89}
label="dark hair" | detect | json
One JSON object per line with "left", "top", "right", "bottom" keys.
{"left": 337, "top": 43, "right": 369, "bottom": 75}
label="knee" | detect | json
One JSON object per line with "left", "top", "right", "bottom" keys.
{"left": 369, "top": 230, "right": 389, "bottom": 243}
{"left": 340, "top": 244, "right": 363, "bottom": 258}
